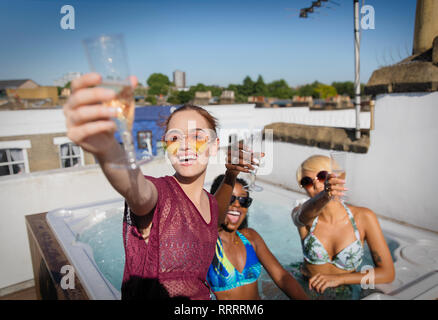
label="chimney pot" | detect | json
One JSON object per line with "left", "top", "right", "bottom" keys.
{"left": 433, "top": 36, "right": 438, "bottom": 66}
{"left": 413, "top": 0, "right": 438, "bottom": 55}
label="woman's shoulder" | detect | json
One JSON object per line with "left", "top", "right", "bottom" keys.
{"left": 346, "top": 204, "right": 379, "bottom": 226}
{"left": 239, "top": 228, "right": 262, "bottom": 242}
{"left": 143, "top": 175, "right": 170, "bottom": 188}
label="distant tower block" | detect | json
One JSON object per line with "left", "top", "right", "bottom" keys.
{"left": 413, "top": 0, "right": 438, "bottom": 54}
{"left": 173, "top": 70, "right": 186, "bottom": 88}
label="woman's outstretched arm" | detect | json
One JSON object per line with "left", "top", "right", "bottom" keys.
{"left": 213, "top": 169, "right": 239, "bottom": 226}
{"left": 292, "top": 173, "right": 345, "bottom": 227}
{"left": 213, "top": 141, "right": 256, "bottom": 226}
{"left": 64, "top": 73, "right": 158, "bottom": 216}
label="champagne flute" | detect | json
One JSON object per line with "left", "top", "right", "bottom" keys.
{"left": 243, "top": 130, "right": 263, "bottom": 192}
{"left": 330, "top": 151, "right": 347, "bottom": 201}
{"left": 83, "top": 34, "right": 153, "bottom": 170}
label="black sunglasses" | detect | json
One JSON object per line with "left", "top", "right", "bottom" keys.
{"left": 230, "top": 195, "right": 253, "bottom": 208}
{"left": 300, "top": 170, "right": 329, "bottom": 188}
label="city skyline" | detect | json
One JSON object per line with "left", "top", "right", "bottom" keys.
{"left": 0, "top": 0, "right": 416, "bottom": 87}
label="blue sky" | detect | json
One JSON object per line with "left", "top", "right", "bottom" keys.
{"left": 0, "top": 0, "right": 416, "bottom": 87}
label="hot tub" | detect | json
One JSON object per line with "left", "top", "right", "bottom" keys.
{"left": 46, "top": 180, "right": 438, "bottom": 300}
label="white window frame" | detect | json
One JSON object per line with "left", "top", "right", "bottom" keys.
{"left": 53, "top": 137, "right": 85, "bottom": 168}
{"left": 156, "top": 140, "right": 165, "bottom": 157}
{"left": 0, "top": 140, "right": 31, "bottom": 175}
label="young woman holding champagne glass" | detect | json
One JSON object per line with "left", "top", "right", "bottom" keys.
{"left": 63, "top": 71, "right": 259, "bottom": 299}
{"left": 291, "top": 154, "right": 395, "bottom": 299}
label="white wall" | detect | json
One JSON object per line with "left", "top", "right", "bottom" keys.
{"left": 0, "top": 105, "right": 370, "bottom": 139}
{"left": 203, "top": 104, "right": 370, "bottom": 149}
{"left": 259, "top": 92, "right": 438, "bottom": 232}
{"left": 0, "top": 109, "right": 66, "bottom": 137}
{"left": 204, "top": 104, "right": 370, "bottom": 128}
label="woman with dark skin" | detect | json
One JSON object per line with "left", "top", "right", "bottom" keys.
{"left": 292, "top": 155, "right": 395, "bottom": 298}
{"left": 207, "top": 174, "right": 309, "bottom": 300}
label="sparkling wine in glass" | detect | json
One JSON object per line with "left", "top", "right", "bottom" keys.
{"left": 330, "top": 151, "right": 347, "bottom": 201}
{"left": 83, "top": 34, "right": 152, "bottom": 170}
{"left": 243, "top": 130, "right": 263, "bottom": 192}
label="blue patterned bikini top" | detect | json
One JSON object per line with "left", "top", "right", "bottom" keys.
{"left": 302, "top": 202, "right": 363, "bottom": 271}
{"left": 207, "top": 231, "right": 262, "bottom": 292}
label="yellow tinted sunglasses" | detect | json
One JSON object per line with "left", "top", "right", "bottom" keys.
{"left": 163, "top": 129, "right": 211, "bottom": 155}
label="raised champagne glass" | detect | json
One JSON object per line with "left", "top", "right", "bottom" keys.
{"left": 243, "top": 130, "right": 264, "bottom": 192}
{"left": 83, "top": 34, "right": 152, "bottom": 170}
{"left": 330, "top": 151, "right": 347, "bottom": 201}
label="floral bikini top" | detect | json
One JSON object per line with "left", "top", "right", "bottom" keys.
{"left": 302, "top": 202, "right": 363, "bottom": 271}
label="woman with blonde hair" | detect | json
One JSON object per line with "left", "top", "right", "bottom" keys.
{"left": 291, "top": 155, "right": 395, "bottom": 299}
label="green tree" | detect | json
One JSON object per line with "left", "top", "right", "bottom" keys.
{"left": 331, "top": 81, "right": 367, "bottom": 98}
{"left": 331, "top": 81, "right": 354, "bottom": 98}
{"left": 315, "top": 84, "right": 338, "bottom": 99}
{"left": 147, "top": 73, "right": 170, "bottom": 87}
{"left": 241, "top": 76, "right": 255, "bottom": 97}
{"left": 267, "top": 79, "right": 295, "bottom": 99}
{"left": 186, "top": 83, "right": 207, "bottom": 103}
{"left": 235, "top": 93, "right": 248, "bottom": 103}
{"left": 134, "top": 86, "right": 148, "bottom": 97}
{"left": 226, "top": 84, "right": 241, "bottom": 93}
{"left": 146, "top": 95, "right": 157, "bottom": 105}
{"left": 186, "top": 83, "right": 222, "bottom": 100}
{"left": 164, "top": 89, "right": 193, "bottom": 105}
{"left": 148, "top": 84, "right": 169, "bottom": 96}
{"left": 177, "top": 90, "right": 193, "bottom": 104}
{"left": 167, "top": 90, "right": 180, "bottom": 104}
{"left": 208, "top": 86, "right": 223, "bottom": 97}
{"left": 297, "top": 81, "right": 321, "bottom": 98}
{"left": 254, "top": 75, "right": 267, "bottom": 96}
{"left": 226, "top": 83, "right": 246, "bottom": 102}
{"left": 190, "top": 83, "right": 208, "bottom": 94}
{"left": 147, "top": 73, "right": 170, "bottom": 95}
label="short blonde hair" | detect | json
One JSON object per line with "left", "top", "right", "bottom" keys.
{"left": 296, "top": 155, "right": 331, "bottom": 184}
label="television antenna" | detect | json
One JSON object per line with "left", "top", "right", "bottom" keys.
{"left": 297, "top": 0, "right": 364, "bottom": 140}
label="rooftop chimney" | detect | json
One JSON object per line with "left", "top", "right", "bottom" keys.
{"left": 365, "top": 0, "right": 438, "bottom": 95}
{"left": 413, "top": 0, "right": 438, "bottom": 55}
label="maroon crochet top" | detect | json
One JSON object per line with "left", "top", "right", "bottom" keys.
{"left": 121, "top": 175, "right": 218, "bottom": 300}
